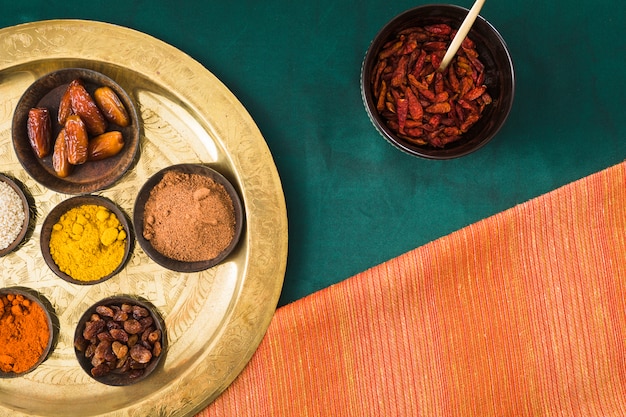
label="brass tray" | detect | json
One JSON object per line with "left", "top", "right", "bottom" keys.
{"left": 0, "top": 19, "right": 288, "bottom": 417}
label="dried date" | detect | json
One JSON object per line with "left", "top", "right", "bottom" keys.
{"left": 87, "top": 131, "right": 125, "bottom": 161}
{"left": 68, "top": 80, "right": 107, "bottom": 136}
{"left": 64, "top": 115, "right": 89, "bottom": 165}
{"left": 370, "top": 24, "right": 492, "bottom": 148}
{"left": 57, "top": 80, "right": 75, "bottom": 125}
{"left": 25, "top": 77, "right": 132, "bottom": 179}
{"left": 52, "top": 129, "right": 72, "bottom": 178}
{"left": 93, "top": 86, "right": 130, "bottom": 127}
{"left": 27, "top": 107, "right": 52, "bottom": 158}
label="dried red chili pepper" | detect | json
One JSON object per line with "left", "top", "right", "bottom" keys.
{"left": 425, "top": 24, "right": 452, "bottom": 36}
{"left": 423, "top": 41, "right": 447, "bottom": 51}
{"left": 377, "top": 80, "right": 388, "bottom": 112}
{"left": 426, "top": 102, "right": 451, "bottom": 114}
{"left": 405, "top": 86, "right": 423, "bottom": 121}
{"left": 391, "top": 55, "right": 409, "bottom": 87}
{"left": 412, "top": 49, "right": 427, "bottom": 77}
{"left": 396, "top": 98, "right": 409, "bottom": 134}
{"left": 401, "top": 39, "right": 418, "bottom": 55}
{"left": 418, "top": 87, "right": 436, "bottom": 102}
{"left": 379, "top": 39, "right": 404, "bottom": 60}
{"left": 370, "top": 24, "right": 491, "bottom": 148}
{"left": 430, "top": 53, "right": 443, "bottom": 72}
{"left": 464, "top": 86, "right": 487, "bottom": 101}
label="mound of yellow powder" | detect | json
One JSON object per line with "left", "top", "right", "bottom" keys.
{"left": 49, "top": 204, "right": 127, "bottom": 281}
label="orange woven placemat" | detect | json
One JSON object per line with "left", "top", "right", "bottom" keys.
{"left": 199, "top": 162, "right": 626, "bottom": 416}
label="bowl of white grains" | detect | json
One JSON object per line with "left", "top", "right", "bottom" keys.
{"left": 0, "top": 174, "right": 30, "bottom": 257}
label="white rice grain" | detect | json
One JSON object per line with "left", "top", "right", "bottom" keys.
{"left": 0, "top": 181, "right": 26, "bottom": 250}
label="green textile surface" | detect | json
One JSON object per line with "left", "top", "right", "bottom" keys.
{"left": 2, "top": 0, "right": 625, "bottom": 306}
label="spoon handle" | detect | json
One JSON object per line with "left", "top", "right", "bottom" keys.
{"left": 438, "top": 0, "right": 486, "bottom": 72}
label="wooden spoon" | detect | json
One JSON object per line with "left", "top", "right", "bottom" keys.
{"left": 438, "top": 0, "right": 486, "bottom": 72}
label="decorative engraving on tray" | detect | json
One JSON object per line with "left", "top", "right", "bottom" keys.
{"left": 0, "top": 20, "right": 287, "bottom": 417}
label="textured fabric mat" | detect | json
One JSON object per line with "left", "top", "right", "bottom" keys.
{"left": 198, "top": 161, "right": 626, "bottom": 416}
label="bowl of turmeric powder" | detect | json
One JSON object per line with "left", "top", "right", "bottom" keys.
{"left": 0, "top": 287, "right": 56, "bottom": 377}
{"left": 40, "top": 195, "right": 132, "bottom": 285}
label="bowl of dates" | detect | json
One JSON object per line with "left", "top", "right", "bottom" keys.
{"left": 12, "top": 68, "right": 140, "bottom": 194}
{"left": 73, "top": 296, "right": 166, "bottom": 386}
{"left": 361, "top": 4, "right": 515, "bottom": 159}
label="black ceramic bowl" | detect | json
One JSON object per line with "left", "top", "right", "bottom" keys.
{"left": 40, "top": 195, "right": 132, "bottom": 285}
{"left": 361, "top": 4, "right": 515, "bottom": 159}
{"left": 73, "top": 295, "right": 166, "bottom": 386}
{"left": 133, "top": 163, "right": 244, "bottom": 273}
{"left": 0, "top": 287, "right": 56, "bottom": 378}
{"left": 12, "top": 68, "right": 140, "bottom": 194}
{"left": 0, "top": 174, "right": 30, "bottom": 257}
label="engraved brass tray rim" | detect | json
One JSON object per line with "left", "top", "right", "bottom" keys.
{"left": 0, "top": 19, "right": 288, "bottom": 417}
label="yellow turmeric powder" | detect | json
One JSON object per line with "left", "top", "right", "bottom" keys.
{"left": 49, "top": 204, "right": 127, "bottom": 282}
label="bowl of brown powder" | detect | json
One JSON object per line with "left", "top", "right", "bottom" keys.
{"left": 133, "top": 163, "right": 244, "bottom": 273}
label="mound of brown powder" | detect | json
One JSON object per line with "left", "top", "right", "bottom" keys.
{"left": 142, "top": 171, "right": 236, "bottom": 262}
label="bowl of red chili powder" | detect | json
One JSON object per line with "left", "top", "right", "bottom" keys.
{"left": 0, "top": 287, "right": 56, "bottom": 377}
{"left": 361, "top": 4, "right": 515, "bottom": 159}
{"left": 133, "top": 163, "right": 244, "bottom": 273}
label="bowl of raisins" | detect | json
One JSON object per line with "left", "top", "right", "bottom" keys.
{"left": 361, "top": 4, "right": 515, "bottom": 159}
{"left": 73, "top": 296, "right": 166, "bottom": 386}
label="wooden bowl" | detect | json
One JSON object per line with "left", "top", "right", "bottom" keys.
{"left": 40, "top": 195, "right": 132, "bottom": 285}
{"left": 361, "top": 4, "right": 515, "bottom": 159}
{"left": 0, "top": 287, "right": 56, "bottom": 378}
{"left": 12, "top": 68, "right": 140, "bottom": 194}
{"left": 73, "top": 295, "right": 166, "bottom": 386}
{"left": 133, "top": 163, "right": 245, "bottom": 273}
{"left": 0, "top": 174, "right": 30, "bottom": 257}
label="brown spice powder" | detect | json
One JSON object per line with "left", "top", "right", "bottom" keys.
{"left": 142, "top": 171, "right": 236, "bottom": 262}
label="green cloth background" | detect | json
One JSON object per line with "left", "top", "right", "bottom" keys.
{"left": 2, "top": 1, "right": 625, "bottom": 306}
